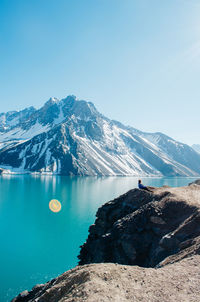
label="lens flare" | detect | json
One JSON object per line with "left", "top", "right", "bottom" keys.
{"left": 49, "top": 199, "right": 62, "bottom": 213}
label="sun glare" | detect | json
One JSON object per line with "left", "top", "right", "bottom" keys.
{"left": 49, "top": 199, "right": 62, "bottom": 213}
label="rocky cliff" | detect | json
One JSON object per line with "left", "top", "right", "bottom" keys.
{"left": 12, "top": 182, "right": 200, "bottom": 301}
{"left": 78, "top": 184, "right": 200, "bottom": 268}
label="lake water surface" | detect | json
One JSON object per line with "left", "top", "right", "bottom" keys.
{"left": 0, "top": 176, "right": 196, "bottom": 301}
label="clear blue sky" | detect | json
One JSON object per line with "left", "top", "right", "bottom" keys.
{"left": 0, "top": 0, "right": 200, "bottom": 145}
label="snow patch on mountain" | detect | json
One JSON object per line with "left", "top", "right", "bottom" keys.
{"left": 0, "top": 95, "right": 200, "bottom": 176}
{"left": 192, "top": 144, "right": 200, "bottom": 154}
{"left": 0, "top": 122, "right": 49, "bottom": 142}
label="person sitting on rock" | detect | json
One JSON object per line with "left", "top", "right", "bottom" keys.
{"left": 138, "top": 179, "right": 152, "bottom": 192}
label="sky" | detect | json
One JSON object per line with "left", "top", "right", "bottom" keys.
{"left": 0, "top": 0, "right": 200, "bottom": 145}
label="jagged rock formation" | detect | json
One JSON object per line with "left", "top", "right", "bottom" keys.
{"left": 79, "top": 185, "right": 200, "bottom": 267}
{"left": 1, "top": 95, "right": 200, "bottom": 176}
{"left": 12, "top": 183, "right": 200, "bottom": 301}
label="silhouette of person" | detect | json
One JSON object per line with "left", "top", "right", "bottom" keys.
{"left": 138, "top": 179, "right": 152, "bottom": 192}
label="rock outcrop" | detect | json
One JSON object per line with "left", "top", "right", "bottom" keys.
{"left": 12, "top": 256, "right": 200, "bottom": 302}
{"left": 79, "top": 185, "right": 200, "bottom": 267}
{"left": 189, "top": 179, "right": 200, "bottom": 186}
{"left": 12, "top": 184, "right": 200, "bottom": 301}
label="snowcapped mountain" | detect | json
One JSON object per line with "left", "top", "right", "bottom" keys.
{"left": 0, "top": 95, "right": 200, "bottom": 176}
{"left": 192, "top": 144, "right": 200, "bottom": 154}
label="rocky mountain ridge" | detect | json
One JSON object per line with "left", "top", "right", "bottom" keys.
{"left": 1, "top": 95, "right": 200, "bottom": 176}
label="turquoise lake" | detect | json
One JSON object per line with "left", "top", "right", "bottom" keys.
{"left": 0, "top": 176, "right": 196, "bottom": 302}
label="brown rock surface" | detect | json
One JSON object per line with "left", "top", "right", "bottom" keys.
{"left": 12, "top": 256, "right": 200, "bottom": 302}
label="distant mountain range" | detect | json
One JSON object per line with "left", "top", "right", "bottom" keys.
{"left": 0, "top": 95, "right": 200, "bottom": 176}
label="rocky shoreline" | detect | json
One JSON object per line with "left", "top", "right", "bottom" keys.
{"left": 12, "top": 181, "right": 200, "bottom": 301}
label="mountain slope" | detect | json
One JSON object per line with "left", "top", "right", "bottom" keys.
{"left": 0, "top": 95, "right": 200, "bottom": 176}
{"left": 192, "top": 144, "right": 200, "bottom": 154}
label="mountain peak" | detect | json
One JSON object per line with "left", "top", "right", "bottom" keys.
{"left": 1, "top": 95, "right": 200, "bottom": 176}
{"left": 44, "top": 97, "right": 59, "bottom": 107}
{"left": 60, "top": 95, "right": 77, "bottom": 105}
